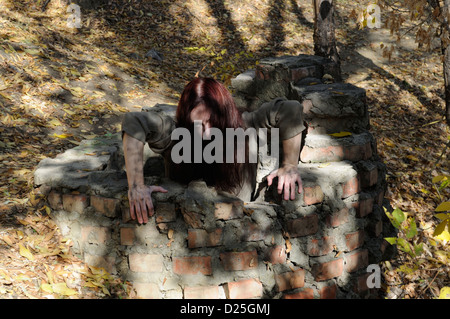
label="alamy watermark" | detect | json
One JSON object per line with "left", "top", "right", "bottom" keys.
{"left": 170, "top": 120, "right": 279, "bottom": 165}
{"left": 67, "top": 4, "right": 82, "bottom": 28}
{"left": 366, "top": 264, "right": 381, "bottom": 289}
{"left": 363, "top": 3, "right": 381, "bottom": 29}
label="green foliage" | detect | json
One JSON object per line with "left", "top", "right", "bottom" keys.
{"left": 383, "top": 174, "right": 449, "bottom": 298}
{"left": 432, "top": 175, "right": 450, "bottom": 241}
{"left": 385, "top": 208, "right": 422, "bottom": 259}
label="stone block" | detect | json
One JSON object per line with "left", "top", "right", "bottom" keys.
{"left": 173, "top": 256, "right": 212, "bottom": 275}
{"left": 220, "top": 250, "right": 258, "bottom": 271}
{"left": 275, "top": 269, "right": 305, "bottom": 292}
{"left": 63, "top": 193, "right": 89, "bottom": 214}
{"left": 129, "top": 254, "right": 164, "bottom": 273}
{"left": 286, "top": 214, "right": 319, "bottom": 238}
{"left": 312, "top": 258, "right": 344, "bottom": 281}
{"left": 225, "top": 278, "right": 263, "bottom": 299}
{"left": 283, "top": 288, "right": 315, "bottom": 299}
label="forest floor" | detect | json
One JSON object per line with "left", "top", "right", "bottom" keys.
{"left": 0, "top": 0, "right": 448, "bottom": 299}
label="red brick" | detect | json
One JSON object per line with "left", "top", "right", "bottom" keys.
{"left": 133, "top": 282, "right": 161, "bottom": 299}
{"left": 120, "top": 227, "right": 135, "bottom": 245}
{"left": 129, "top": 253, "right": 164, "bottom": 273}
{"left": 320, "top": 284, "right": 337, "bottom": 299}
{"left": 344, "top": 143, "right": 372, "bottom": 162}
{"left": 376, "top": 188, "right": 386, "bottom": 206}
{"left": 283, "top": 288, "right": 314, "bottom": 299}
{"left": 81, "top": 226, "right": 110, "bottom": 244}
{"left": 291, "top": 66, "right": 317, "bottom": 81}
{"left": 345, "top": 249, "right": 369, "bottom": 273}
{"left": 214, "top": 200, "right": 244, "bottom": 220}
{"left": 342, "top": 176, "right": 360, "bottom": 198}
{"left": 301, "top": 143, "right": 372, "bottom": 163}
{"left": 354, "top": 273, "right": 371, "bottom": 293}
{"left": 345, "top": 230, "right": 365, "bottom": 251}
{"left": 303, "top": 185, "right": 324, "bottom": 205}
{"left": 359, "top": 166, "right": 378, "bottom": 189}
{"left": 220, "top": 250, "right": 258, "bottom": 271}
{"left": 300, "top": 145, "right": 344, "bottom": 163}
{"left": 121, "top": 206, "right": 132, "bottom": 223}
{"left": 90, "top": 195, "right": 120, "bottom": 217}
{"left": 63, "top": 193, "right": 89, "bottom": 214}
{"left": 275, "top": 269, "right": 305, "bottom": 292}
{"left": 225, "top": 278, "right": 263, "bottom": 299}
{"left": 312, "top": 258, "right": 344, "bottom": 281}
{"left": 240, "top": 220, "right": 267, "bottom": 242}
{"left": 155, "top": 202, "right": 177, "bottom": 223}
{"left": 255, "top": 64, "right": 275, "bottom": 81}
{"left": 266, "top": 245, "right": 286, "bottom": 265}
{"left": 255, "top": 68, "right": 266, "bottom": 80}
{"left": 308, "top": 236, "right": 334, "bottom": 256}
{"left": 373, "top": 219, "right": 383, "bottom": 237}
{"left": 47, "top": 191, "right": 63, "bottom": 210}
{"left": 326, "top": 207, "right": 349, "bottom": 227}
{"left": 184, "top": 285, "right": 221, "bottom": 299}
{"left": 188, "top": 228, "right": 223, "bottom": 248}
{"left": 286, "top": 214, "right": 319, "bottom": 237}
{"left": 173, "top": 256, "right": 212, "bottom": 275}
{"left": 352, "top": 197, "right": 374, "bottom": 217}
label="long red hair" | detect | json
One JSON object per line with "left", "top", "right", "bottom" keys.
{"left": 172, "top": 77, "right": 250, "bottom": 194}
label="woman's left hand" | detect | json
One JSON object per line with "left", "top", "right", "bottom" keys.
{"left": 266, "top": 164, "right": 303, "bottom": 200}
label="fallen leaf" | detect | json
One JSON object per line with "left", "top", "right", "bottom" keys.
{"left": 40, "top": 283, "right": 53, "bottom": 293}
{"left": 285, "top": 239, "right": 292, "bottom": 254}
{"left": 19, "top": 243, "right": 34, "bottom": 261}
{"left": 436, "top": 202, "right": 450, "bottom": 212}
{"left": 2, "top": 235, "right": 14, "bottom": 246}
{"left": 51, "top": 282, "right": 78, "bottom": 296}
{"left": 53, "top": 133, "right": 73, "bottom": 139}
{"left": 439, "top": 287, "right": 450, "bottom": 299}
{"left": 329, "top": 131, "right": 352, "bottom": 138}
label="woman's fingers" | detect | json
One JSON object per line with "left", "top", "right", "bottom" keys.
{"left": 297, "top": 176, "right": 303, "bottom": 194}
{"left": 290, "top": 177, "right": 296, "bottom": 200}
{"left": 128, "top": 185, "right": 170, "bottom": 224}
{"left": 277, "top": 175, "right": 285, "bottom": 195}
{"left": 134, "top": 200, "right": 144, "bottom": 224}
{"left": 267, "top": 167, "right": 303, "bottom": 201}
{"left": 145, "top": 196, "right": 155, "bottom": 217}
{"left": 266, "top": 170, "right": 277, "bottom": 187}
{"left": 151, "top": 186, "right": 168, "bottom": 193}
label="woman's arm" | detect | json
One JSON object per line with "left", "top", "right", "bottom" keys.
{"left": 266, "top": 133, "right": 303, "bottom": 200}
{"left": 122, "top": 110, "right": 174, "bottom": 224}
{"left": 243, "top": 98, "right": 305, "bottom": 201}
{"left": 123, "top": 132, "right": 168, "bottom": 224}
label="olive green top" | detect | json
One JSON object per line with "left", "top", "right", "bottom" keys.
{"left": 122, "top": 97, "right": 305, "bottom": 201}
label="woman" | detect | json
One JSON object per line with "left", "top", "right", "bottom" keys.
{"left": 122, "top": 78, "right": 305, "bottom": 224}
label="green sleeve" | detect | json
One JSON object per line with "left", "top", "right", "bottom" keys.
{"left": 121, "top": 111, "right": 175, "bottom": 153}
{"left": 242, "top": 98, "right": 306, "bottom": 140}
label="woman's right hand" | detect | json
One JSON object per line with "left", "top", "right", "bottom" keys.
{"left": 128, "top": 184, "right": 168, "bottom": 224}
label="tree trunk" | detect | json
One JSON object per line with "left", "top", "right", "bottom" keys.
{"left": 443, "top": 45, "right": 450, "bottom": 127}
{"left": 313, "top": 0, "right": 341, "bottom": 80}
{"left": 443, "top": 0, "right": 450, "bottom": 126}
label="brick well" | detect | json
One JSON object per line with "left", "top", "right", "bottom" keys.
{"left": 34, "top": 55, "right": 392, "bottom": 299}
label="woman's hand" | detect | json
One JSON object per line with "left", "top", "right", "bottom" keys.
{"left": 128, "top": 184, "right": 168, "bottom": 224}
{"left": 266, "top": 163, "right": 303, "bottom": 200}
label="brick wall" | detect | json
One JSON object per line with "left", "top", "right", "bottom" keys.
{"left": 34, "top": 55, "right": 392, "bottom": 299}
